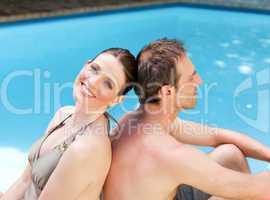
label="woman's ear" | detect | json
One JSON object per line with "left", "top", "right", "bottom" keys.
{"left": 110, "top": 95, "right": 125, "bottom": 107}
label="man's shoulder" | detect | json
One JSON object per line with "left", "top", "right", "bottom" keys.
{"left": 119, "top": 111, "right": 139, "bottom": 124}
{"left": 147, "top": 133, "right": 184, "bottom": 154}
{"left": 115, "top": 111, "right": 139, "bottom": 131}
{"left": 111, "top": 111, "right": 139, "bottom": 135}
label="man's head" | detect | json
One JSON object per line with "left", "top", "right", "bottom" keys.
{"left": 135, "top": 38, "right": 203, "bottom": 112}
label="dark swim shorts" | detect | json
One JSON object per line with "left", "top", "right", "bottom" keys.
{"left": 174, "top": 184, "right": 211, "bottom": 200}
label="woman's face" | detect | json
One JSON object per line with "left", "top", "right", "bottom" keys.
{"left": 73, "top": 53, "right": 126, "bottom": 113}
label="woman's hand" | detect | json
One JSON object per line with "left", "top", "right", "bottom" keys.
{"left": 2, "top": 163, "right": 32, "bottom": 200}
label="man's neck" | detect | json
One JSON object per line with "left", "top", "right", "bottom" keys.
{"left": 138, "top": 103, "right": 179, "bottom": 133}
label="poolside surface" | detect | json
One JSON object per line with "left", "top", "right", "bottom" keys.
{"left": 1, "top": 0, "right": 270, "bottom": 23}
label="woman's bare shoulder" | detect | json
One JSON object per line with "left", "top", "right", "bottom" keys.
{"left": 65, "top": 132, "right": 112, "bottom": 171}
{"left": 74, "top": 116, "right": 111, "bottom": 156}
{"left": 44, "top": 105, "right": 75, "bottom": 136}
{"left": 52, "top": 105, "right": 75, "bottom": 123}
{"left": 57, "top": 105, "right": 75, "bottom": 119}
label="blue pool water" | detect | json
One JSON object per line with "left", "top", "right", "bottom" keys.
{"left": 0, "top": 4, "right": 270, "bottom": 190}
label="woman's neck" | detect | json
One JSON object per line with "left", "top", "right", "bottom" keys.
{"left": 72, "top": 103, "right": 107, "bottom": 128}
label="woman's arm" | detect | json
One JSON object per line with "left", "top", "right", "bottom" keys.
{"left": 1, "top": 106, "right": 74, "bottom": 200}
{"left": 1, "top": 163, "right": 32, "bottom": 200}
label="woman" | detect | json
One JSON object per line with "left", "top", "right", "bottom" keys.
{"left": 1, "top": 48, "right": 137, "bottom": 200}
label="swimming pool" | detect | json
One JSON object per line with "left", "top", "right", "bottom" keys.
{"left": 0, "top": 3, "right": 270, "bottom": 191}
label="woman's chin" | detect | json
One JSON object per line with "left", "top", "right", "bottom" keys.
{"left": 73, "top": 91, "right": 88, "bottom": 107}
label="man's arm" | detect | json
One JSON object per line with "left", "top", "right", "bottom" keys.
{"left": 171, "top": 118, "right": 270, "bottom": 162}
{"left": 168, "top": 143, "right": 270, "bottom": 200}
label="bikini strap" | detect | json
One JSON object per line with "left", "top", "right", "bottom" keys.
{"left": 47, "top": 113, "right": 73, "bottom": 136}
{"left": 59, "top": 113, "right": 111, "bottom": 151}
{"left": 37, "top": 113, "right": 73, "bottom": 158}
{"left": 38, "top": 112, "right": 118, "bottom": 155}
{"left": 104, "top": 112, "right": 120, "bottom": 136}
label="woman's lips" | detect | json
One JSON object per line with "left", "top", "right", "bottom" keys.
{"left": 80, "top": 82, "right": 96, "bottom": 98}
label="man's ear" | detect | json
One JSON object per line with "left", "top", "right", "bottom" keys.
{"left": 159, "top": 85, "right": 173, "bottom": 97}
{"left": 110, "top": 95, "right": 125, "bottom": 107}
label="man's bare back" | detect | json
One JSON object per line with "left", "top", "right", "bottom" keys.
{"left": 104, "top": 110, "right": 270, "bottom": 200}
{"left": 104, "top": 38, "right": 270, "bottom": 200}
{"left": 104, "top": 112, "right": 182, "bottom": 200}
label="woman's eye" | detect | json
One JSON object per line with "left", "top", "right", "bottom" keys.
{"left": 104, "top": 80, "right": 113, "bottom": 89}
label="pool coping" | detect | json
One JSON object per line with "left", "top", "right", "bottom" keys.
{"left": 0, "top": 0, "right": 270, "bottom": 23}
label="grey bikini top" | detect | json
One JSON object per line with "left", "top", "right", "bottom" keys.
{"left": 24, "top": 112, "right": 117, "bottom": 199}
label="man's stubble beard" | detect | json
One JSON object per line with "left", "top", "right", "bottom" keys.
{"left": 176, "top": 97, "right": 198, "bottom": 111}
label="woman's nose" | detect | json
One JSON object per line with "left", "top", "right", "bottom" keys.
{"left": 81, "top": 68, "right": 89, "bottom": 79}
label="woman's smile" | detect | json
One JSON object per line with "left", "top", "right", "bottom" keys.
{"left": 80, "top": 81, "right": 96, "bottom": 98}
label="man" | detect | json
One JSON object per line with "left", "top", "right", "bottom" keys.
{"left": 103, "top": 38, "right": 270, "bottom": 200}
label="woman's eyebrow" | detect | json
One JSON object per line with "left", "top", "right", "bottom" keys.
{"left": 92, "top": 62, "right": 101, "bottom": 70}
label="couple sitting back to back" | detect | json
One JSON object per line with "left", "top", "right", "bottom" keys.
{"left": 2, "top": 38, "right": 270, "bottom": 200}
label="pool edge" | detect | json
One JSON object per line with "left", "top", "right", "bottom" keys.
{"left": 1, "top": 0, "right": 270, "bottom": 24}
